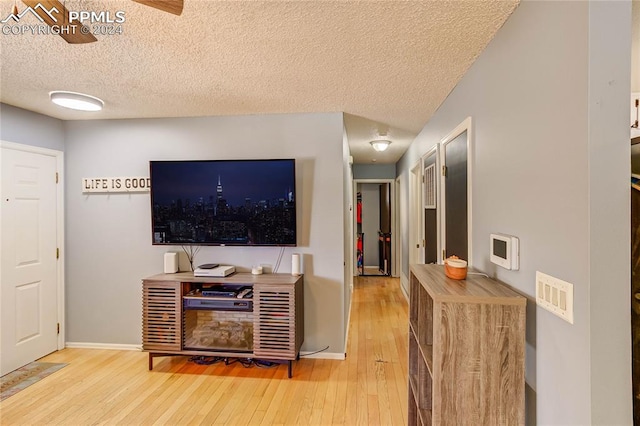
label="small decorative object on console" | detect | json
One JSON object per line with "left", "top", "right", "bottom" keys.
{"left": 163, "top": 252, "right": 179, "bottom": 273}
{"left": 444, "top": 255, "right": 467, "bottom": 280}
{"left": 291, "top": 253, "right": 301, "bottom": 276}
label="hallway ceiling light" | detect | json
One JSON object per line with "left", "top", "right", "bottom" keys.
{"left": 50, "top": 91, "right": 104, "bottom": 112}
{"left": 370, "top": 139, "right": 392, "bottom": 152}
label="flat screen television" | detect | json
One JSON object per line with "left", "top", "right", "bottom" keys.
{"left": 150, "top": 159, "right": 296, "bottom": 246}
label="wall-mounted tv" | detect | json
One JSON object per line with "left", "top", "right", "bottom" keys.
{"left": 150, "top": 159, "right": 296, "bottom": 246}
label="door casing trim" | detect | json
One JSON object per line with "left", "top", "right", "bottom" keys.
{"left": 439, "top": 117, "right": 473, "bottom": 267}
{"left": 352, "top": 178, "right": 396, "bottom": 277}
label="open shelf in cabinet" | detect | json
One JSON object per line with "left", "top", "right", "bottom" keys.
{"left": 408, "top": 331, "right": 420, "bottom": 399}
{"left": 409, "top": 384, "right": 433, "bottom": 426}
{"left": 410, "top": 270, "right": 434, "bottom": 371}
{"left": 409, "top": 323, "right": 433, "bottom": 426}
{"left": 408, "top": 385, "right": 433, "bottom": 426}
{"left": 409, "top": 271, "right": 435, "bottom": 425}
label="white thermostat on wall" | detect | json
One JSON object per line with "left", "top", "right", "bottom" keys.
{"left": 490, "top": 233, "right": 519, "bottom": 270}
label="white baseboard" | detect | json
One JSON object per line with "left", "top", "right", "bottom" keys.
{"left": 343, "top": 290, "right": 353, "bottom": 357}
{"left": 65, "top": 342, "right": 142, "bottom": 351}
{"left": 400, "top": 272, "right": 410, "bottom": 301}
{"left": 299, "top": 351, "right": 345, "bottom": 360}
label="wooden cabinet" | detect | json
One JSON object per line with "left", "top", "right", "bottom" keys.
{"left": 142, "top": 272, "right": 304, "bottom": 377}
{"left": 408, "top": 264, "right": 526, "bottom": 425}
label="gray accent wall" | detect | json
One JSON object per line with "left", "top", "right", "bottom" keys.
{"left": 397, "top": 1, "right": 631, "bottom": 424}
{"left": 352, "top": 163, "right": 396, "bottom": 180}
{"left": 588, "top": 3, "right": 632, "bottom": 423}
{"left": 0, "top": 104, "right": 64, "bottom": 151}
{"left": 63, "top": 113, "right": 347, "bottom": 355}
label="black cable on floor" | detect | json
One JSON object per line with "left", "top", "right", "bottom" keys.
{"left": 189, "top": 356, "right": 226, "bottom": 365}
{"left": 300, "top": 345, "right": 330, "bottom": 357}
{"left": 189, "top": 356, "right": 282, "bottom": 369}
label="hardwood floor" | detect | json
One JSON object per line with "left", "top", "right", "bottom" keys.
{"left": 0, "top": 276, "right": 408, "bottom": 425}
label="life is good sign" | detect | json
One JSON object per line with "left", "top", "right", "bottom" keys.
{"left": 82, "top": 177, "right": 150, "bottom": 193}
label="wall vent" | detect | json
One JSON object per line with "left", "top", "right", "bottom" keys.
{"left": 424, "top": 164, "right": 436, "bottom": 209}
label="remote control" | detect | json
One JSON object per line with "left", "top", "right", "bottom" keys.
{"left": 237, "top": 288, "right": 252, "bottom": 298}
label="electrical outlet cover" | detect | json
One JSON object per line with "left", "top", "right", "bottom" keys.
{"left": 535, "top": 271, "right": 574, "bottom": 324}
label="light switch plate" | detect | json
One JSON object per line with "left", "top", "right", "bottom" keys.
{"left": 535, "top": 271, "right": 574, "bottom": 324}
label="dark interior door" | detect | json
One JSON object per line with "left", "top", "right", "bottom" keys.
{"left": 444, "top": 131, "right": 468, "bottom": 260}
{"left": 379, "top": 184, "right": 391, "bottom": 233}
{"left": 379, "top": 183, "right": 391, "bottom": 275}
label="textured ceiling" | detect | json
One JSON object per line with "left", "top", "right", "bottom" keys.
{"left": 0, "top": 0, "right": 518, "bottom": 163}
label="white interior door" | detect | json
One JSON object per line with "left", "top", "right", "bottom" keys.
{"left": 422, "top": 145, "right": 440, "bottom": 264}
{"left": 1, "top": 146, "right": 59, "bottom": 375}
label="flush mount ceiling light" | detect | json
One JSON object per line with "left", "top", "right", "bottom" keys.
{"left": 50, "top": 91, "right": 104, "bottom": 112}
{"left": 370, "top": 139, "right": 392, "bottom": 152}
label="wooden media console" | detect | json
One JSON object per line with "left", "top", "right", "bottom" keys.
{"left": 142, "top": 272, "right": 304, "bottom": 378}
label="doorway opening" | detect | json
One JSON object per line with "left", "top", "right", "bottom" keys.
{"left": 354, "top": 180, "right": 395, "bottom": 277}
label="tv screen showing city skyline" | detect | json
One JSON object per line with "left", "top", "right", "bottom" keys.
{"left": 150, "top": 159, "right": 296, "bottom": 246}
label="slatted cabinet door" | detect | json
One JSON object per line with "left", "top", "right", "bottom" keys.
{"left": 142, "top": 280, "right": 182, "bottom": 351}
{"left": 253, "top": 284, "right": 297, "bottom": 360}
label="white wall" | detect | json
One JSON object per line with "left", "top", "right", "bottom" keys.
{"left": 63, "top": 113, "right": 347, "bottom": 355}
{"left": 0, "top": 104, "right": 64, "bottom": 151}
{"left": 397, "top": 1, "right": 631, "bottom": 424}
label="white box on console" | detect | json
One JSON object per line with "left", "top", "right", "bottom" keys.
{"left": 194, "top": 265, "right": 236, "bottom": 277}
